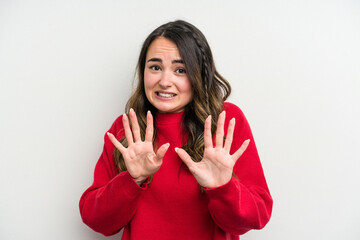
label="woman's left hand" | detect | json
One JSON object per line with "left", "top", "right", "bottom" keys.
{"left": 175, "top": 111, "right": 250, "bottom": 189}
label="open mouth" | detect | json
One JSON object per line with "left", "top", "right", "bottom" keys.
{"left": 156, "top": 92, "right": 176, "bottom": 98}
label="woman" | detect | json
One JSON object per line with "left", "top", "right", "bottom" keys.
{"left": 79, "top": 20, "right": 272, "bottom": 239}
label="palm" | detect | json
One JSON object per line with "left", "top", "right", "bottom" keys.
{"left": 193, "top": 148, "right": 234, "bottom": 188}
{"left": 176, "top": 112, "right": 250, "bottom": 188}
{"left": 108, "top": 109, "right": 169, "bottom": 183}
{"left": 121, "top": 141, "right": 158, "bottom": 178}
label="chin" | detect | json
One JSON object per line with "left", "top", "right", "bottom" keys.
{"left": 156, "top": 106, "right": 182, "bottom": 113}
{"left": 158, "top": 109, "right": 177, "bottom": 113}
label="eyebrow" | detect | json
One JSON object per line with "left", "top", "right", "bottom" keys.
{"left": 147, "top": 58, "right": 184, "bottom": 64}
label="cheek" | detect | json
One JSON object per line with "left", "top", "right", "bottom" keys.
{"left": 179, "top": 79, "right": 193, "bottom": 99}
{"left": 184, "top": 78, "right": 193, "bottom": 95}
{"left": 144, "top": 72, "right": 153, "bottom": 91}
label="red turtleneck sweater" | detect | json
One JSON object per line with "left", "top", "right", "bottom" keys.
{"left": 79, "top": 102, "right": 272, "bottom": 239}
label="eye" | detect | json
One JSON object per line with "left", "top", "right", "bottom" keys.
{"left": 150, "top": 65, "right": 161, "bottom": 71}
{"left": 176, "top": 68, "right": 187, "bottom": 74}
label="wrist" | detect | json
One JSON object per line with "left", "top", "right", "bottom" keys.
{"left": 202, "top": 175, "right": 232, "bottom": 189}
{"left": 203, "top": 177, "right": 237, "bottom": 192}
{"left": 133, "top": 177, "right": 147, "bottom": 186}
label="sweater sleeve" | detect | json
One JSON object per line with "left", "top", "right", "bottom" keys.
{"left": 204, "top": 103, "right": 273, "bottom": 235}
{"left": 79, "top": 115, "right": 147, "bottom": 236}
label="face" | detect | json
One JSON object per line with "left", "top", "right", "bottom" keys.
{"left": 144, "top": 37, "right": 193, "bottom": 113}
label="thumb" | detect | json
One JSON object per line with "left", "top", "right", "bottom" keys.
{"left": 155, "top": 143, "right": 170, "bottom": 161}
{"left": 232, "top": 139, "right": 250, "bottom": 162}
{"left": 175, "top": 147, "right": 196, "bottom": 171}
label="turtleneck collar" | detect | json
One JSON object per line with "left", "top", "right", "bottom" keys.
{"left": 155, "top": 111, "right": 184, "bottom": 125}
{"left": 154, "top": 111, "right": 186, "bottom": 147}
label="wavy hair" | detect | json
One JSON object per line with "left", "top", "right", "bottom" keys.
{"left": 114, "top": 20, "right": 231, "bottom": 173}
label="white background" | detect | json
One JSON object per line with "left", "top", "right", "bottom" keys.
{"left": 1, "top": 0, "right": 359, "bottom": 239}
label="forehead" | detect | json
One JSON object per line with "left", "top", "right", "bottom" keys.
{"left": 146, "top": 37, "right": 181, "bottom": 60}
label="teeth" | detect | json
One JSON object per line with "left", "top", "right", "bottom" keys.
{"left": 158, "top": 92, "right": 175, "bottom": 98}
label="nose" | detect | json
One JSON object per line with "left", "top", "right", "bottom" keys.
{"left": 159, "top": 71, "right": 172, "bottom": 88}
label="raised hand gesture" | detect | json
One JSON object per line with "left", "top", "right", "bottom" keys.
{"left": 107, "top": 109, "right": 170, "bottom": 185}
{"left": 175, "top": 111, "right": 250, "bottom": 189}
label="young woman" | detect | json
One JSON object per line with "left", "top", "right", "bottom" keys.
{"left": 79, "top": 20, "right": 272, "bottom": 240}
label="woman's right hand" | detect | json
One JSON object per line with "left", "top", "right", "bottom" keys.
{"left": 107, "top": 108, "right": 170, "bottom": 185}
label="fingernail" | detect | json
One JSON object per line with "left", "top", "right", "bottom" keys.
{"left": 174, "top": 147, "right": 178, "bottom": 152}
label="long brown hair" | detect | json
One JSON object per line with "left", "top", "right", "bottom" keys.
{"left": 114, "top": 20, "right": 231, "bottom": 173}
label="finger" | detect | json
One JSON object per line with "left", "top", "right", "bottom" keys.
{"left": 231, "top": 139, "right": 250, "bottom": 162}
{"left": 155, "top": 143, "right": 170, "bottom": 161}
{"left": 129, "top": 108, "right": 141, "bottom": 142}
{"left": 145, "top": 111, "right": 154, "bottom": 142}
{"left": 122, "top": 113, "right": 134, "bottom": 144}
{"left": 215, "top": 111, "right": 226, "bottom": 148}
{"left": 175, "top": 147, "right": 197, "bottom": 173}
{"left": 204, "top": 115, "right": 213, "bottom": 149}
{"left": 107, "top": 132, "right": 126, "bottom": 153}
{"left": 224, "top": 118, "right": 235, "bottom": 152}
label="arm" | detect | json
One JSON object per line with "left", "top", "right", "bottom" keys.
{"left": 79, "top": 110, "right": 170, "bottom": 236}
{"left": 79, "top": 115, "right": 146, "bottom": 236}
{"left": 176, "top": 103, "right": 272, "bottom": 235}
{"left": 205, "top": 103, "right": 272, "bottom": 235}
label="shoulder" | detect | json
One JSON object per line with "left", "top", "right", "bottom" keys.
{"left": 223, "top": 102, "right": 241, "bottom": 112}
{"left": 108, "top": 114, "right": 125, "bottom": 140}
{"left": 223, "top": 102, "right": 246, "bottom": 121}
{"left": 103, "top": 114, "right": 125, "bottom": 152}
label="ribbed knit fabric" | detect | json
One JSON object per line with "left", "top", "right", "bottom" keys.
{"left": 79, "top": 102, "right": 272, "bottom": 239}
